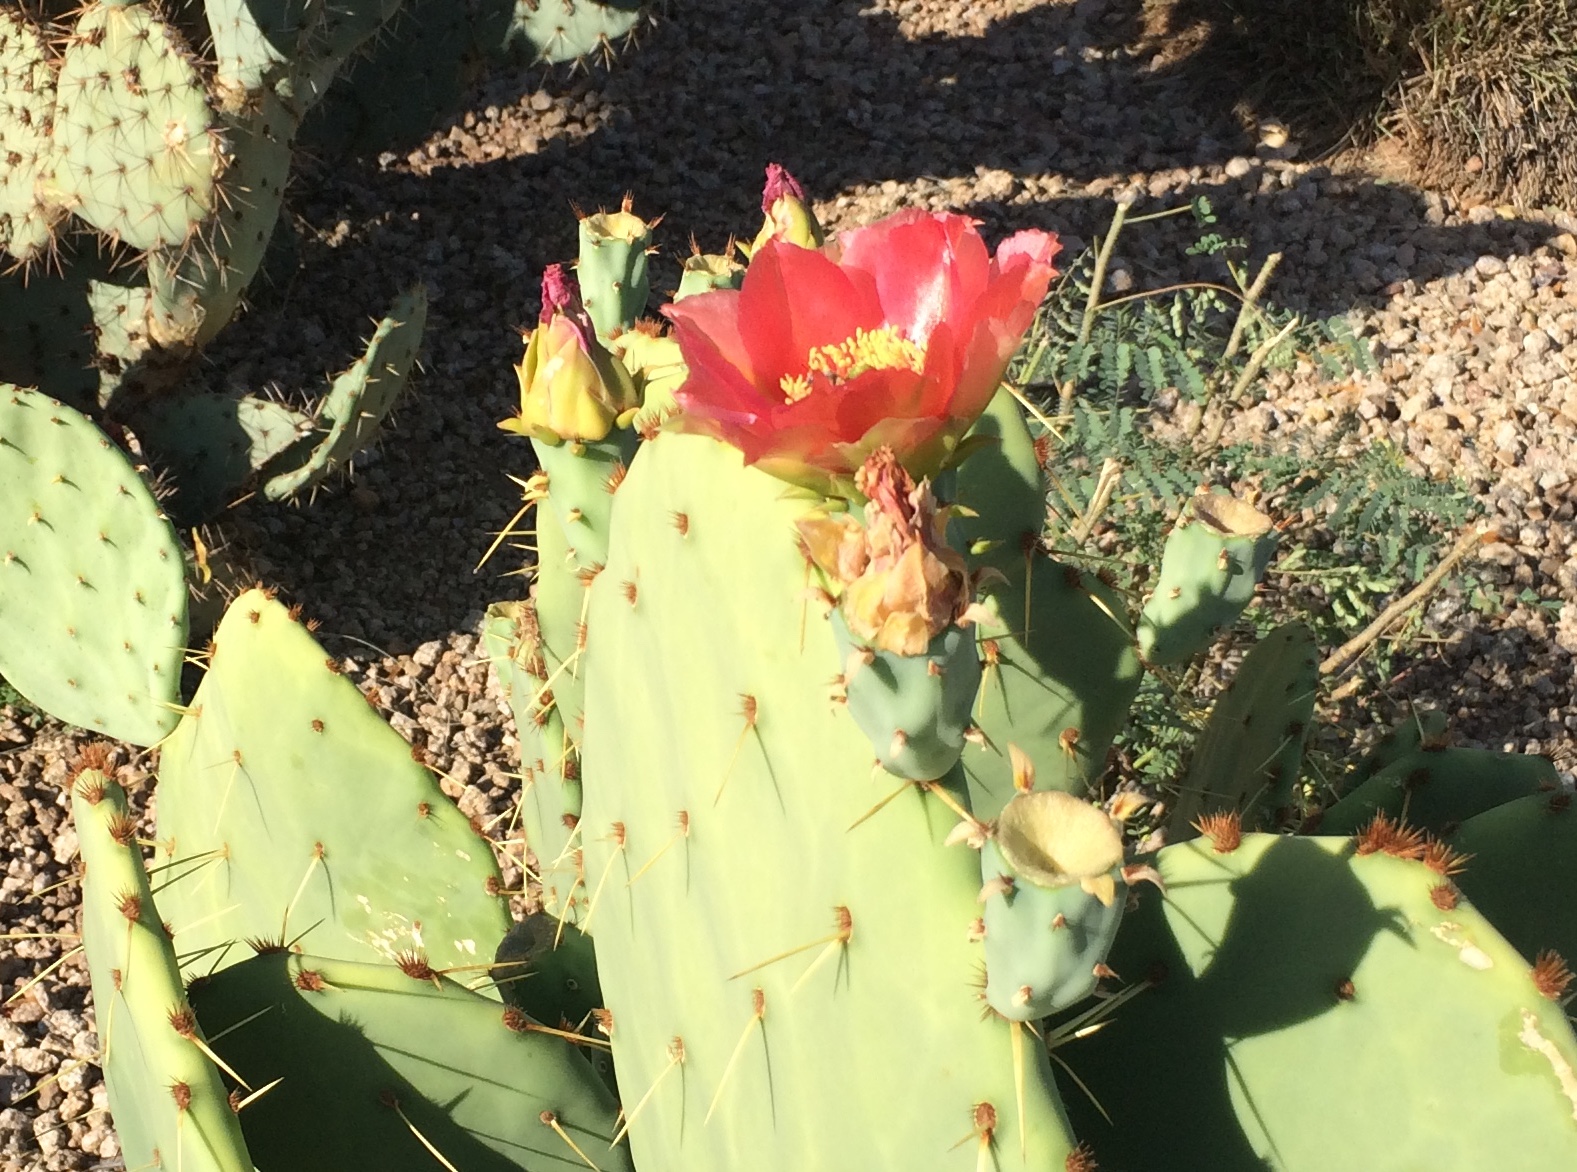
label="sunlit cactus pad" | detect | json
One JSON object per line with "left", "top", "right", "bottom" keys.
{"left": 73, "top": 766, "right": 253, "bottom": 1172}
{"left": 0, "top": 385, "right": 188, "bottom": 745}
{"left": 0, "top": 9, "right": 58, "bottom": 263}
{"left": 153, "top": 588, "right": 509, "bottom": 977}
{"left": 53, "top": 4, "right": 218, "bottom": 251}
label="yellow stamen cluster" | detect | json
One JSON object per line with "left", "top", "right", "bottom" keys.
{"left": 779, "top": 325, "right": 927, "bottom": 402}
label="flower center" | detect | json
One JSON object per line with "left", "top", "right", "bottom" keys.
{"left": 779, "top": 325, "right": 927, "bottom": 402}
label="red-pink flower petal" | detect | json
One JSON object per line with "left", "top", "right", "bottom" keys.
{"left": 837, "top": 210, "right": 991, "bottom": 341}
{"left": 737, "top": 243, "right": 882, "bottom": 390}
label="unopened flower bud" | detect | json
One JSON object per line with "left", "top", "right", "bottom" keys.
{"left": 500, "top": 264, "right": 640, "bottom": 443}
{"left": 748, "top": 163, "right": 824, "bottom": 255}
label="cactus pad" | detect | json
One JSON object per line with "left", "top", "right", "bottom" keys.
{"left": 1317, "top": 746, "right": 1557, "bottom": 836}
{"left": 1168, "top": 622, "right": 1318, "bottom": 839}
{"left": 53, "top": 4, "right": 218, "bottom": 251}
{"left": 1063, "top": 832, "right": 1577, "bottom": 1169}
{"left": 189, "top": 950, "right": 630, "bottom": 1172}
{"left": 0, "top": 386, "right": 188, "bottom": 745}
{"left": 508, "top": 0, "right": 645, "bottom": 66}
{"left": 0, "top": 9, "right": 59, "bottom": 264}
{"left": 73, "top": 767, "right": 254, "bottom": 1172}
{"left": 262, "top": 283, "right": 427, "bottom": 499}
{"left": 580, "top": 431, "right": 1081, "bottom": 1171}
{"left": 153, "top": 588, "right": 510, "bottom": 976}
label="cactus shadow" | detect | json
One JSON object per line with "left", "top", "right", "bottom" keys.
{"left": 1057, "top": 836, "right": 1399, "bottom": 1170}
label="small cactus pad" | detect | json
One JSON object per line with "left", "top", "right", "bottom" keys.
{"left": 1316, "top": 746, "right": 1557, "bottom": 837}
{"left": 580, "top": 432, "right": 1081, "bottom": 1171}
{"left": 188, "top": 951, "right": 631, "bottom": 1172}
{"left": 1137, "top": 488, "right": 1278, "bottom": 666}
{"left": 0, "top": 9, "right": 59, "bottom": 263}
{"left": 134, "top": 392, "right": 314, "bottom": 521}
{"left": 951, "top": 388, "right": 1048, "bottom": 566}
{"left": 72, "top": 767, "right": 254, "bottom": 1172}
{"left": 1350, "top": 707, "right": 1450, "bottom": 785}
{"left": 0, "top": 386, "right": 188, "bottom": 745}
{"left": 493, "top": 914, "right": 605, "bottom": 1031}
{"left": 263, "top": 283, "right": 427, "bottom": 499}
{"left": 1168, "top": 622, "right": 1318, "bottom": 839}
{"left": 153, "top": 589, "right": 510, "bottom": 977}
{"left": 1063, "top": 833, "right": 1577, "bottom": 1169}
{"left": 576, "top": 205, "right": 653, "bottom": 339}
{"left": 53, "top": 4, "right": 218, "bottom": 251}
{"left": 675, "top": 252, "right": 744, "bottom": 300}
{"left": 508, "top": 0, "right": 645, "bottom": 66}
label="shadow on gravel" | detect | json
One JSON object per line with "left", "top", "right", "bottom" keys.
{"left": 209, "top": 0, "right": 1558, "bottom": 663}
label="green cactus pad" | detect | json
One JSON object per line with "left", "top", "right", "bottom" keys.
{"left": 205, "top": 0, "right": 314, "bottom": 94}
{"left": 187, "top": 951, "right": 631, "bottom": 1172}
{"left": 1061, "top": 833, "right": 1577, "bottom": 1170}
{"left": 483, "top": 601, "right": 585, "bottom": 920}
{"left": 0, "top": 9, "right": 60, "bottom": 264}
{"left": 153, "top": 588, "right": 510, "bottom": 976}
{"left": 1350, "top": 707, "right": 1450, "bottom": 785}
{"left": 0, "top": 386, "right": 188, "bottom": 745}
{"left": 674, "top": 252, "right": 744, "bottom": 300}
{"left": 507, "top": 0, "right": 645, "bottom": 66}
{"left": 149, "top": 92, "right": 296, "bottom": 353}
{"left": 951, "top": 388, "right": 1047, "bottom": 566}
{"left": 1316, "top": 746, "right": 1557, "bottom": 836}
{"left": 832, "top": 613, "right": 981, "bottom": 781}
{"left": 576, "top": 207, "right": 653, "bottom": 340}
{"left": 0, "top": 266, "right": 102, "bottom": 411}
{"left": 1451, "top": 790, "right": 1577, "bottom": 970}
{"left": 72, "top": 768, "right": 254, "bottom": 1172}
{"left": 531, "top": 430, "right": 638, "bottom": 574}
{"left": 52, "top": 4, "right": 218, "bottom": 251}
{"left": 494, "top": 913, "right": 605, "bottom": 1029}
{"left": 1137, "top": 488, "right": 1278, "bottom": 666}
{"left": 964, "top": 555, "right": 1142, "bottom": 812}
{"left": 134, "top": 392, "right": 314, "bottom": 521}
{"left": 580, "top": 431, "right": 1081, "bottom": 1172}
{"left": 1167, "top": 622, "right": 1318, "bottom": 839}
{"left": 262, "top": 283, "right": 427, "bottom": 499}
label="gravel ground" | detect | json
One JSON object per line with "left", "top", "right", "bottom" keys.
{"left": 4, "top": 0, "right": 1576, "bottom": 1166}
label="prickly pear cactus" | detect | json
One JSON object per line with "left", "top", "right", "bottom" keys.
{"left": 1062, "top": 826, "right": 1577, "bottom": 1170}
{"left": 72, "top": 761, "right": 254, "bottom": 1172}
{"left": 189, "top": 951, "right": 630, "bottom": 1171}
{"left": 153, "top": 589, "right": 510, "bottom": 976}
{"left": 580, "top": 432, "right": 1083, "bottom": 1171}
{"left": 0, "top": 386, "right": 188, "bottom": 745}
{"left": 0, "top": 10, "right": 58, "bottom": 264}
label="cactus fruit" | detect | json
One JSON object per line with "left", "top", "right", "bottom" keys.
{"left": 1062, "top": 830, "right": 1577, "bottom": 1170}
{"left": 72, "top": 763, "right": 254, "bottom": 1172}
{"left": 579, "top": 431, "right": 1083, "bottom": 1171}
{"left": 261, "top": 284, "right": 428, "bottom": 500}
{"left": 153, "top": 588, "right": 510, "bottom": 977}
{"left": 1315, "top": 745, "right": 1558, "bottom": 836}
{"left": 1167, "top": 622, "right": 1318, "bottom": 839}
{"left": 0, "top": 385, "right": 188, "bottom": 745}
{"left": 577, "top": 202, "right": 655, "bottom": 340}
{"left": 980, "top": 789, "right": 1129, "bottom": 1020}
{"left": 1137, "top": 487, "right": 1278, "bottom": 665}
{"left": 188, "top": 951, "right": 630, "bottom": 1172}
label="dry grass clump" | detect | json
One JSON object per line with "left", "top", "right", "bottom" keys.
{"left": 1393, "top": 0, "right": 1577, "bottom": 207}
